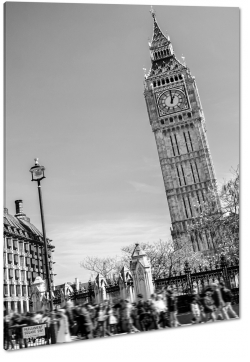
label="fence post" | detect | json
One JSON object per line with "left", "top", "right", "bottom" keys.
{"left": 50, "top": 312, "right": 57, "bottom": 344}
{"left": 184, "top": 261, "right": 192, "bottom": 294}
{"left": 220, "top": 254, "right": 230, "bottom": 289}
{"left": 88, "top": 280, "right": 94, "bottom": 304}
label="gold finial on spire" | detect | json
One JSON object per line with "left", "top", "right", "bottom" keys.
{"left": 150, "top": 6, "right": 155, "bottom": 19}
{"left": 143, "top": 67, "right": 147, "bottom": 78}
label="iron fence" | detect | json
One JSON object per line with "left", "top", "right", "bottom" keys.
{"left": 153, "top": 255, "right": 239, "bottom": 313}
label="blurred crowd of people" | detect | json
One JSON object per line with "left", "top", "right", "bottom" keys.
{"left": 4, "top": 280, "right": 238, "bottom": 349}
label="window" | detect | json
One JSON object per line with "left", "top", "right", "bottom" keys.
{"left": 19, "top": 242, "right": 24, "bottom": 253}
{"left": 26, "top": 257, "right": 30, "bottom": 266}
{"left": 9, "top": 269, "right": 14, "bottom": 279}
{"left": 161, "top": 120, "right": 164, "bottom": 125}
{"left": 166, "top": 78, "right": 169, "bottom": 83}
{"left": 188, "top": 112, "right": 192, "bottom": 118}
{"left": 178, "top": 115, "right": 182, "bottom": 120}
{"left": 170, "top": 117, "right": 173, "bottom": 123}
{"left": 20, "top": 256, "right": 24, "bottom": 267}
{"left": 13, "top": 240, "right": 18, "bottom": 249}
{"left": 175, "top": 75, "right": 178, "bottom": 81}
{"left": 10, "top": 284, "right": 15, "bottom": 296}
{"left": 170, "top": 77, "right": 174, "bottom": 82}
{"left": 14, "top": 254, "right": 18, "bottom": 264}
{"left": 24, "top": 243, "right": 29, "bottom": 253}
{"left": 21, "top": 270, "right": 25, "bottom": 281}
{"left": 179, "top": 74, "right": 183, "bottom": 80}
{"left": 22, "top": 285, "right": 27, "bottom": 296}
{"left": 4, "top": 284, "right": 8, "bottom": 296}
{"left": 15, "top": 269, "right": 20, "bottom": 279}
{"left": 4, "top": 268, "right": 8, "bottom": 279}
{"left": 7, "top": 238, "right": 12, "bottom": 249}
{"left": 16, "top": 285, "right": 21, "bottom": 295}
{"left": 32, "top": 272, "right": 37, "bottom": 280}
{"left": 8, "top": 253, "right": 13, "bottom": 264}
{"left": 27, "top": 272, "right": 31, "bottom": 280}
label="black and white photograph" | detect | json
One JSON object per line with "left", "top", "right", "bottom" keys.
{"left": 3, "top": 1, "right": 243, "bottom": 357}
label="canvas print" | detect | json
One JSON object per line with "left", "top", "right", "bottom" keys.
{"left": 3, "top": 3, "right": 239, "bottom": 351}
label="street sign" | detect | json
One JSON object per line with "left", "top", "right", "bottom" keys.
{"left": 22, "top": 324, "right": 46, "bottom": 339}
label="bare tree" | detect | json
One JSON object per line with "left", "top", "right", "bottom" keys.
{"left": 80, "top": 256, "right": 123, "bottom": 279}
{"left": 187, "top": 166, "right": 239, "bottom": 261}
{"left": 121, "top": 239, "right": 204, "bottom": 278}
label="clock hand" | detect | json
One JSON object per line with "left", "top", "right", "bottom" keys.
{"left": 170, "top": 90, "right": 174, "bottom": 104}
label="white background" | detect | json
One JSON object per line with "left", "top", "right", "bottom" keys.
{"left": 1, "top": 0, "right": 249, "bottom": 361}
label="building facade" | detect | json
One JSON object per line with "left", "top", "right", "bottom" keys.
{"left": 144, "top": 10, "right": 220, "bottom": 252}
{"left": 3, "top": 200, "right": 55, "bottom": 314}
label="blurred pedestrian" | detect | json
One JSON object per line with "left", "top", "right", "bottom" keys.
{"left": 203, "top": 289, "right": 216, "bottom": 322}
{"left": 167, "top": 289, "right": 179, "bottom": 327}
{"left": 56, "top": 309, "right": 71, "bottom": 343}
{"left": 211, "top": 282, "right": 229, "bottom": 320}
{"left": 219, "top": 281, "right": 239, "bottom": 319}
{"left": 190, "top": 297, "right": 202, "bottom": 324}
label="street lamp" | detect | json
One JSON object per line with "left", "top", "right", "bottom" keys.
{"left": 29, "top": 158, "right": 53, "bottom": 311}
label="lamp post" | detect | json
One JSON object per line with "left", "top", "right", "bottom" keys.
{"left": 29, "top": 158, "right": 53, "bottom": 311}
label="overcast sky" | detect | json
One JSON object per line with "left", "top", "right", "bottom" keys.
{"left": 4, "top": 3, "right": 239, "bottom": 285}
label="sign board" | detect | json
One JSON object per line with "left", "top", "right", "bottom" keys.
{"left": 22, "top": 324, "right": 46, "bottom": 339}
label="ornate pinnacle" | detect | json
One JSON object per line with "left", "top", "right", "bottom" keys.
{"left": 150, "top": 6, "right": 155, "bottom": 19}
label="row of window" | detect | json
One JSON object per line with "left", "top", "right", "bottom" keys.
{"left": 162, "top": 128, "right": 196, "bottom": 159}
{"left": 190, "top": 230, "right": 216, "bottom": 252}
{"left": 153, "top": 73, "right": 183, "bottom": 88}
{"left": 4, "top": 300, "right": 29, "bottom": 314}
{"left": 6, "top": 238, "right": 52, "bottom": 257}
{"left": 4, "top": 253, "right": 48, "bottom": 267}
{"left": 4, "top": 284, "right": 28, "bottom": 296}
{"left": 153, "top": 48, "right": 171, "bottom": 60}
{"left": 5, "top": 268, "right": 47, "bottom": 280}
{"left": 160, "top": 112, "right": 192, "bottom": 125}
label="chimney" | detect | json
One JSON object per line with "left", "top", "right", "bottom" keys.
{"left": 75, "top": 278, "right": 79, "bottom": 291}
{"left": 15, "top": 200, "right": 30, "bottom": 221}
{"left": 15, "top": 200, "right": 25, "bottom": 216}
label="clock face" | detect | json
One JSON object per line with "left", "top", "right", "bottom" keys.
{"left": 157, "top": 89, "right": 188, "bottom": 115}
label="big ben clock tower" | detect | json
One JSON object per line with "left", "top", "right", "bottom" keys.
{"left": 144, "top": 9, "right": 220, "bottom": 252}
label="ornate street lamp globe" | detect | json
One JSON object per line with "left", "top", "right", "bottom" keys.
{"left": 29, "top": 158, "right": 45, "bottom": 181}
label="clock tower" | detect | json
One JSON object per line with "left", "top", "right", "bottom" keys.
{"left": 144, "top": 10, "right": 220, "bottom": 252}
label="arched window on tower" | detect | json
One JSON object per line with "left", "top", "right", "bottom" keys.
{"left": 175, "top": 75, "right": 178, "bottom": 81}
{"left": 166, "top": 78, "right": 170, "bottom": 84}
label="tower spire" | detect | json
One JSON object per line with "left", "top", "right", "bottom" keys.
{"left": 148, "top": 7, "right": 174, "bottom": 62}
